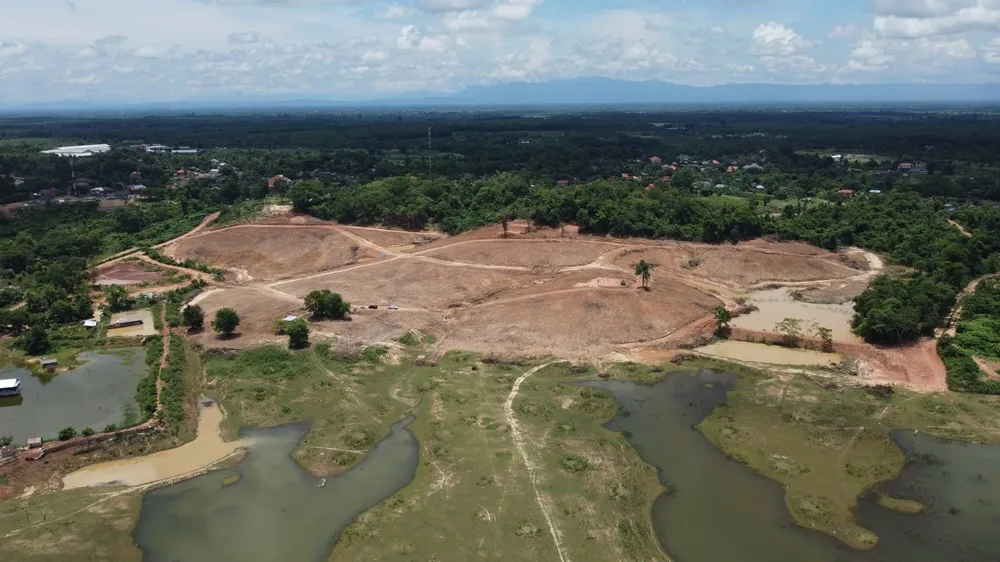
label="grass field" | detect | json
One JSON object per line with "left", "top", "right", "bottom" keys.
{"left": 0, "top": 488, "right": 142, "bottom": 561}
{"left": 203, "top": 345, "right": 669, "bottom": 561}
{"left": 699, "top": 365, "right": 1000, "bottom": 549}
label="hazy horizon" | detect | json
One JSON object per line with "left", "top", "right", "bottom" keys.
{"left": 2, "top": 1, "right": 1000, "bottom": 105}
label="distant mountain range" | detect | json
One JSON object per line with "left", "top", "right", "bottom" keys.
{"left": 3, "top": 78, "right": 1000, "bottom": 114}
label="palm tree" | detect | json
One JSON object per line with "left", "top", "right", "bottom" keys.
{"left": 635, "top": 260, "right": 651, "bottom": 290}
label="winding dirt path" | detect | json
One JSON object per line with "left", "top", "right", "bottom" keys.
{"left": 948, "top": 219, "right": 972, "bottom": 238}
{"left": 504, "top": 361, "right": 570, "bottom": 562}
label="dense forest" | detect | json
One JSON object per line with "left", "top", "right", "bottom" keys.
{"left": 3, "top": 110, "right": 1000, "bottom": 391}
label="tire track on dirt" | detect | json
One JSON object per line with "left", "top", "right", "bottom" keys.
{"left": 504, "top": 361, "right": 570, "bottom": 562}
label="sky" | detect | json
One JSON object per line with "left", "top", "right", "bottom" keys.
{"left": 0, "top": 0, "right": 999, "bottom": 103}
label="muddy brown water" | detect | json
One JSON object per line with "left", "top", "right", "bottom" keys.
{"left": 695, "top": 340, "right": 842, "bottom": 366}
{"left": 62, "top": 399, "right": 247, "bottom": 489}
{"left": 0, "top": 349, "right": 144, "bottom": 444}
{"left": 731, "top": 287, "right": 860, "bottom": 341}
{"left": 582, "top": 371, "right": 1000, "bottom": 562}
{"left": 132, "top": 416, "right": 418, "bottom": 562}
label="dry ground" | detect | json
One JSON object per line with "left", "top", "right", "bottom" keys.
{"left": 614, "top": 243, "right": 862, "bottom": 292}
{"left": 164, "top": 225, "right": 374, "bottom": 282}
{"left": 175, "top": 220, "right": 879, "bottom": 366}
{"left": 95, "top": 261, "right": 167, "bottom": 286}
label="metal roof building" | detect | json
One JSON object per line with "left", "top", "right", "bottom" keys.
{"left": 41, "top": 144, "right": 111, "bottom": 158}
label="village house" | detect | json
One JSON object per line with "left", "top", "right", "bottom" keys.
{"left": 649, "top": 156, "right": 662, "bottom": 166}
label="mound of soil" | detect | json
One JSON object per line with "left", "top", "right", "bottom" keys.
{"left": 96, "top": 262, "right": 165, "bottom": 285}
{"left": 168, "top": 226, "right": 364, "bottom": 281}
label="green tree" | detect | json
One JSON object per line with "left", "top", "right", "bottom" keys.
{"left": 774, "top": 317, "right": 803, "bottom": 347}
{"left": 58, "top": 427, "right": 77, "bottom": 441}
{"left": 286, "top": 319, "right": 310, "bottom": 349}
{"left": 106, "top": 284, "right": 131, "bottom": 312}
{"left": 714, "top": 306, "right": 733, "bottom": 333}
{"left": 212, "top": 307, "right": 240, "bottom": 337}
{"left": 500, "top": 214, "right": 510, "bottom": 238}
{"left": 634, "top": 260, "right": 652, "bottom": 290}
{"left": 23, "top": 324, "right": 50, "bottom": 355}
{"left": 182, "top": 304, "right": 205, "bottom": 331}
{"left": 815, "top": 326, "right": 834, "bottom": 352}
{"left": 0, "top": 436, "right": 12, "bottom": 447}
{"left": 304, "top": 290, "right": 351, "bottom": 320}
{"left": 81, "top": 427, "right": 95, "bottom": 437}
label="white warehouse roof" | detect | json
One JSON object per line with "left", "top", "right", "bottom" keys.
{"left": 41, "top": 144, "right": 111, "bottom": 157}
{"left": 0, "top": 378, "right": 21, "bottom": 390}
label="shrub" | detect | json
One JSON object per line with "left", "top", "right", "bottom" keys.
{"left": 304, "top": 290, "right": 351, "bottom": 320}
{"left": 213, "top": 307, "right": 240, "bottom": 336}
{"left": 286, "top": 319, "right": 310, "bottom": 349}
{"left": 58, "top": 427, "right": 77, "bottom": 440}
{"left": 81, "top": 427, "right": 95, "bottom": 437}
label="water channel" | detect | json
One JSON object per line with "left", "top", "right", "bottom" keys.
{"left": 583, "top": 370, "right": 1000, "bottom": 562}
{"left": 132, "top": 416, "right": 419, "bottom": 562}
{"left": 0, "top": 349, "right": 144, "bottom": 443}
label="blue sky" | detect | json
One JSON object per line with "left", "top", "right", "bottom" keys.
{"left": 0, "top": 0, "right": 998, "bottom": 103}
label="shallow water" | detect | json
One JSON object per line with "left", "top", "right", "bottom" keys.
{"left": 854, "top": 431, "right": 1000, "bottom": 561}
{"left": 0, "top": 349, "right": 144, "bottom": 443}
{"left": 62, "top": 398, "right": 247, "bottom": 489}
{"left": 584, "top": 371, "right": 1000, "bottom": 562}
{"left": 732, "top": 287, "right": 859, "bottom": 341}
{"left": 696, "top": 340, "right": 842, "bottom": 366}
{"left": 133, "top": 416, "right": 419, "bottom": 562}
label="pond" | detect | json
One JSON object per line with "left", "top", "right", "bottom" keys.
{"left": 731, "top": 287, "right": 859, "bottom": 341}
{"left": 133, "top": 416, "right": 419, "bottom": 562}
{"left": 582, "top": 370, "right": 1000, "bottom": 562}
{"left": 0, "top": 349, "right": 144, "bottom": 444}
{"left": 695, "top": 340, "right": 842, "bottom": 367}
{"left": 63, "top": 398, "right": 247, "bottom": 490}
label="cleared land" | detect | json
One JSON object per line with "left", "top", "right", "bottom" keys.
{"left": 277, "top": 259, "right": 529, "bottom": 309}
{"left": 170, "top": 222, "right": 879, "bottom": 363}
{"left": 421, "top": 239, "right": 621, "bottom": 269}
{"left": 339, "top": 226, "right": 442, "bottom": 249}
{"left": 614, "top": 244, "right": 862, "bottom": 292}
{"left": 95, "top": 261, "right": 167, "bottom": 286}
{"left": 166, "top": 225, "right": 370, "bottom": 281}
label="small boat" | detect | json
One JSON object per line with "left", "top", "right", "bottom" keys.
{"left": 318, "top": 478, "right": 326, "bottom": 488}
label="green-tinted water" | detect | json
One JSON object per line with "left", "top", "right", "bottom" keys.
{"left": 585, "top": 370, "right": 1000, "bottom": 562}
{"left": 0, "top": 349, "right": 143, "bottom": 443}
{"left": 133, "top": 416, "right": 418, "bottom": 562}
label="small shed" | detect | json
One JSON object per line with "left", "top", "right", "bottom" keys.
{"left": 41, "top": 359, "right": 58, "bottom": 368}
{"left": 27, "top": 438, "right": 42, "bottom": 449}
{"left": 282, "top": 315, "right": 298, "bottom": 322}
{"left": 83, "top": 319, "right": 98, "bottom": 328}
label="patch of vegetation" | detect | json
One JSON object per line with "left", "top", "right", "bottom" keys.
{"left": 698, "top": 362, "right": 1000, "bottom": 549}
{"left": 135, "top": 336, "right": 162, "bottom": 421}
{"left": 362, "top": 345, "right": 388, "bottom": 363}
{"left": 0, "top": 488, "right": 143, "bottom": 561}
{"left": 144, "top": 246, "right": 225, "bottom": 280}
{"left": 304, "top": 289, "right": 351, "bottom": 320}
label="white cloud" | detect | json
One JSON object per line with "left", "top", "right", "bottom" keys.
{"left": 0, "top": 40, "right": 27, "bottom": 57}
{"left": 396, "top": 25, "right": 450, "bottom": 53}
{"left": 376, "top": 4, "right": 414, "bottom": 19}
{"left": 228, "top": 31, "right": 260, "bottom": 44}
{"left": 873, "top": 0, "right": 1000, "bottom": 38}
{"left": 0, "top": 0, "right": 997, "bottom": 104}
{"left": 982, "top": 37, "right": 1000, "bottom": 63}
{"left": 752, "top": 22, "right": 810, "bottom": 56}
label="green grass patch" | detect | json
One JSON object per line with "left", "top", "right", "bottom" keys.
{"left": 0, "top": 488, "right": 142, "bottom": 561}
{"left": 697, "top": 362, "right": 1000, "bottom": 549}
